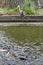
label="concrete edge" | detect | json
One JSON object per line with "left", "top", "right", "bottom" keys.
{"left": 0, "top": 15, "right": 43, "bottom": 22}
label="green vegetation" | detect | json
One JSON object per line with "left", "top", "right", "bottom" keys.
{"left": 0, "top": 26, "right": 43, "bottom": 44}
{"left": 0, "top": 8, "right": 7, "bottom": 15}
{"left": 0, "top": 7, "right": 19, "bottom": 15}
{"left": 21, "top": 0, "right": 38, "bottom": 15}
{"left": 0, "top": 8, "right": 37, "bottom": 15}
{"left": 0, "top": 0, "right": 38, "bottom": 15}
{"left": 22, "top": 7, "right": 37, "bottom": 15}
{"left": 37, "top": 9, "right": 43, "bottom": 15}
{"left": 0, "top": 0, "right": 42, "bottom": 15}
{"left": 7, "top": 0, "right": 38, "bottom": 15}
{"left": 7, "top": 7, "right": 19, "bottom": 15}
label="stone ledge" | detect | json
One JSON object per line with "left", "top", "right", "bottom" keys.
{"left": 0, "top": 22, "right": 43, "bottom": 26}
{"left": 0, "top": 15, "right": 43, "bottom": 22}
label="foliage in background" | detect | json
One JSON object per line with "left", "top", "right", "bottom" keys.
{"left": 0, "top": 8, "right": 7, "bottom": 15}
{"left": 21, "top": 0, "right": 38, "bottom": 15}
{"left": 7, "top": 7, "right": 19, "bottom": 15}
{"left": 37, "top": 9, "right": 43, "bottom": 15}
{"left": 0, "top": 0, "right": 39, "bottom": 15}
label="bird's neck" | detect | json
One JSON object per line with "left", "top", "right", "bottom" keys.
{"left": 19, "top": 7, "right": 21, "bottom": 11}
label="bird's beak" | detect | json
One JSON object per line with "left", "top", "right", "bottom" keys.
{"left": 18, "top": 5, "right": 20, "bottom": 8}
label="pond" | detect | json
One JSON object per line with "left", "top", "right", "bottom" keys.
{"left": 0, "top": 23, "right": 43, "bottom": 65}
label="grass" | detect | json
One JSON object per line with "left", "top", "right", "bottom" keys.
{"left": 37, "top": 9, "right": 43, "bottom": 15}
{"left": 0, "top": 26, "right": 43, "bottom": 44}
{"left": 0, "top": 7, "right": 38, "bottom": 15}
{"left": 7, "top": 7, "right": 19, "bottom": 15}
{"left": 0, "top": 7, "right": 19, "bottom": 15}
{"left": 0, "top": 7, "right": 43, "bottom": 15}
{"left": 0, "top": 8, "right": 7, "bottom": 15}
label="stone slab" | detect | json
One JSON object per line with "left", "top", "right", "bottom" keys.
{"left": 0, "top": 15, "right": 43, "bottom": 22}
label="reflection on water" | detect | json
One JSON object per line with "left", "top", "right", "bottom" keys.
{"left": 0, "top": 30, "right": 43, "bottom": 65}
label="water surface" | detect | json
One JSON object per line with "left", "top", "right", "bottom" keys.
{"left": 0, "top": 24, "right": 43, "bottom": 65}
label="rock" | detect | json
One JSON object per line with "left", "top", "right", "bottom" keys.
{"left": 19, "top": 57, "right": 27, "bottom": 60}
{"left": 0, "top": 49, "right": 7, "bottom": 52}
{"left": 23, "top": 43, "right": 30, "bottom": 47}
{"left": 17, "top": 52, "right": 27, "bottom": 60}
{"left": 32, "top": 56, "right": 37, "bottom": 59}
{"left": 8, "top": 64, "right": 11, "bottom": 65}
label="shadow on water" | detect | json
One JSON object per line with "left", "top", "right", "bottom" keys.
{"left": 0, "top": 25, "right": 43, "bottom": 65}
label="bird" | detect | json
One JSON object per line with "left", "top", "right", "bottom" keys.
{"left": 18, "top": 5, "right": 25, "bottom": 16}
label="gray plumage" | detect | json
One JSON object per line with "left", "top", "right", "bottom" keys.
{"left": 18, "top": 5, "right": 25, "bottom": 16}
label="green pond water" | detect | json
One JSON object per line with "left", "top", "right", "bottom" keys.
{"left": 0, "top": 26, "right": 43, "bottom": 43}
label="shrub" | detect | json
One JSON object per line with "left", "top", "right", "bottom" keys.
{"left": 23, "top": 8, "right": 37, "bottom": 15}
{"left": 7, "top": 7, "right": 19, "bottom": 15}
{"left": 21, "top": 0, "right": 38, "bottom": 15}
{"left": 0, "top": 8, "right": 7, "bottom": 15}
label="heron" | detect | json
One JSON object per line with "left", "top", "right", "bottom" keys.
{"left": 18, "top": 5, "right": 25, "bottom": 16}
